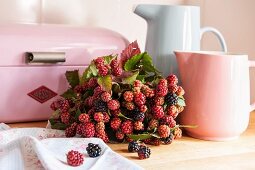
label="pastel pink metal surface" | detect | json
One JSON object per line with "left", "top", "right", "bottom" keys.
{"left": 0, "top": 24, "right": 129, "bottom": 123}
{"left": 175, "top": 51, "right": 254, "bottom": 141}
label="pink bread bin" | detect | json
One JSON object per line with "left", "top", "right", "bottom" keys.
{"left": 0, "top": 24, "right": 129, "bottom": 123}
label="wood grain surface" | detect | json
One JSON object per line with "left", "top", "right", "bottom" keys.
{"left": 7, "top": 111, "right": 255, "bottom": 170}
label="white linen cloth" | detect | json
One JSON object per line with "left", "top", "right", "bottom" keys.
{"left": 0, "top": 124, "right": 143, "bottom": 170}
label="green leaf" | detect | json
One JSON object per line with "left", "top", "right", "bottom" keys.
{"left": 122, "top": 71, "right": 139, "bottom": 84}
{"left": 137, "top": 75, "right": 145, "bottom": 83}
{"left": 65, "top": 70, "right": 80, "bottom": 88}
{"left": 127, "top": 134, "right": 153, "bottom": 141}
{"left": 124, "top": 53, "right": 144, "bottom": 71}
{"left": 119, "top": 113, "right": 133, "bottom": 120}
{"left": 90, "top": 63, "right": 98, "bottom": 76}
{"left": 104, "top": 55, "right": 116, "bottom": 64}
{"left": 177, "top": 97, "right": 186, "bottom": 106}
{"left": 50, "top": 110, "right": 60, "bottom": 119}
{"left": 75, "top": 109, "right": 82, "bottom": 120}
{"left": 61, "top": 89, "right": 76, "bottom": 99}
{"left": 81, "top": 67, "right": 92, "bottom": 83}
{"left": 51, "top": 122, "right": 67, "bottom": 130}
{"left": 97, "top": 75, "right": 112, "bottom": 92}
{"left": 141, "top": 52, "right": 160, "bottom": 73}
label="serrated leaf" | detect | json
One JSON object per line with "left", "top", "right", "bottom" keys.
{"left": 65, "top": 70, "right": 80, "bottom": 88}
{"left": 81, "top": 67, "right": 92, "bottom": 83}
{"left": 97, "top": 75, "right": 112, "bottom": 92}
{"left": 122, "top": 71, "right": 139, "bottom": 84}
{"left": 124, "top": 53, "right": 144, "bottom": 71}
{"left": 120, "top": 40, "right": 141, "bottom": 67}
{"left": 127, "top": 134, "right": 153, "bottom": 141}
{"left": 90, "top": 63, "right": 98, "bottom": 76}
{"left": 51, "top": 122, "right": 67, "bottom": 130}
{"left": 141, "top": 52, "right": 159, "bottom": 73}
{"left": 136, "top": 75, "right": 145, "bottom": 83}
{"left": 61, "top": 89, "right": 76, "bottom": 99}
{"left": 104, "top": 55, "right": 116, "bottom": 64}
{"left": 177, "top": 97, "right": 186, "bottom": 106}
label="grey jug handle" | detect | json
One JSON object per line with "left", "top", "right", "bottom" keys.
{"left": 200, "top": 27, "right": 228, "bottom": 52}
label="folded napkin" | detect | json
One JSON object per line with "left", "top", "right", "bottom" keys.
{"left": 0, "top": 124, "right": 143, "bottom": 170}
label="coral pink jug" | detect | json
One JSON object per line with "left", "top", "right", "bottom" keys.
{"left": 175, "top": 51, "right": 255, "bottom": 141}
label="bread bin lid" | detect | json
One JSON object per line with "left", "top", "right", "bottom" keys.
{"left": 0, "top": 24, "right": 129, "bottom": 66}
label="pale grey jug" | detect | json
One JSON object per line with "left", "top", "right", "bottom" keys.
{"left": 134, "top": 4, "right": 227, "bottom": 77}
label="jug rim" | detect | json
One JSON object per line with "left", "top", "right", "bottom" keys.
{"left": 133, "top": 4, "right": 200, "bottom": 9}
{"left": 174, "top": 50, "right": 248, "bottom": 56}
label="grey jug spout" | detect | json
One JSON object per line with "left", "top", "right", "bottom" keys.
{"left": 133, "top": 4, "right": 159, "bottom": 20}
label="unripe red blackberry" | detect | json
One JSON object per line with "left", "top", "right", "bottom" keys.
{"left": 98, "top": 65, "right": 109, "bottom": 76}
{"left": 166, "top": 105, "right": 177, "bottom": 116}
{"left": 134, "top": 92, "right": 146, "bottom": 106}
{"left": 142, "top": 86, "right": 155, "bottom": 98}
{"left": 147, "top": 119, "right": 159, "bottom": 130}
{"left": 76, "top": 123, "right": 83, "bottom": 136}
{"left": 61, "top": 112, "right": 70, "bottom": 125}
{"left": 133, "top": 80, "right": 143, "bottom": 88}
{"left": 166, "top": 74, "right": 178, "bottom": 85}
{"left": 101, "top": 91, "right": 112, "bottom": 102}
{"left": 176, "top": 105, "right": 184, "bottom": 113}
{"left": 133, "top": 121, "right": 144, "bottom": 131}
{"left": 110, "top": 117, "right": 122, "bottom": 130}
{"left": 158, "top": 125, "right": 170, "bottom": 138}
{"left": 176, "top": 86, "right": 185, "bottom": 96}
{"left": 174, "top": 127, "right": 182, "bottom": 139}
{"left": 110, "top": 59, "right": 119, "bottom": 68}
{"left": 81, "top": 122, "right": 95, "bottom": 138}
{"left": 59, "top": 99, "right": 70, "bottom": 113}
{"left": 153, "top": 96, "right": 165, "bottom": 106}
{"left": 93, "top": 112, "right": 104, "bottom": 122}
{"left": 102, "top": 112, "right": 110, "bottom": 123}
{"left": 155, "top": 85, "right": 168, "bottom": 97}
{"left": 67, "top": 150, "right": 84, "bottom": 166}
{"left": 93, "top": 86, "right": 103, "bottom": 97}
{"left": 116, "top": 130, "right": 125, "bottom": 140}
{"left": 125, "top": 102, "right": 135, "bottom": 110}
{"left": 121, "top": 120, "right": 133, "bottom": 134}
{"left": 158, "top": 79, "right": 168, "bottom": 87}
{"left": 94, "top": 57, "right": 105, "bottom": 66}
{"left": 78, "top": 113, "right": 90, "bottom": 123}
{"left": 88, "top": 77, "right": 98, "bottom": 88}
{"left": 168, "top": 84, "right": 178, "bottom": 93}
{"left": 160, "top": 115, "right": 176, "bottom": 128}
{"left": 139, "top": 105, "right": 148, "bottom": 113}
{"left": 123, "top": 91, "right": 134, "bottom": 102}
{"left": 65, "top": 122, "right": 77, "bottom": 137}
{"left": 95, "top": 122, "right": 105, "bottom": 133}
{"left": 74, "top": 85, "right": 83, "bottom": 93}
{"left": 95, "top": 131, "right": 109, "bottom": 143}
{"left": 107, "top": 99, "right": 120, "bottom": 111}
{"left": 152, "top": 106, "right": 164, "bottom": 119}
{"left": 149, "top": 138, "right": 161, "bottom": 146}
{"left": 112, "top": 67, "right": 123, "bottom": 76}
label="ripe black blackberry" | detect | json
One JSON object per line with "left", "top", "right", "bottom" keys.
{"left": 94, "top": 100, "right": 108, "bottom": 112}
{"left": 132, "top": 108, "right": 145, "bottom": 122}
{"left": 128, "top": 141, "right": 140, "bottom": 152}
{"left": 162, "top": 133, "right": 174, "bottom": 145}
{"left": 86, "top": 143, "right": 102, "bottom": 157}
{"left": 138, "top": 145, "right": 151, "bottom": 159}
{"left": 165, "top": 93, "right": 178, "bottom": 105}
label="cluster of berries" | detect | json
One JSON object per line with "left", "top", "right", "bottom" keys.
{"left": 95, "top": 57, "right": 123, "bottom": 77}
{"left": 66, "top": 143, "right": 102, "bottom": 166}
{"left": 49, "top": 41, "right": 185, "bottom": 158}
{"left": 128, "top": 141, "right": 151, "bottom": 159}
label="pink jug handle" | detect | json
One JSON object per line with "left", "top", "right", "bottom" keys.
{"left": 200, "top": 27, "right": 228, "bottom": 52}
{"left": 249, "top": 60, "right": 255, "bottom": 112}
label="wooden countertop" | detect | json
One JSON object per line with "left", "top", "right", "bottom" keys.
{"left": 7, "top": 112, "right": 255, "bottom": 170}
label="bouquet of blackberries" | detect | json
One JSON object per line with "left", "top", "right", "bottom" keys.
{"left": 49, "top": 41, "right": 186, "bottom": 147}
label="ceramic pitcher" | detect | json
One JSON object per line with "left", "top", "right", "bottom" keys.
{"left": 134, "top": 4, "right": 227, "bottom": 77}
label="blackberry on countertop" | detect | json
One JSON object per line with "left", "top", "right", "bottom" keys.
{"left": 94, "top": 100, "right": 108, "bottom": 112}
{"left": 138, "top": 145, "right": 151, "bottom": 159}
{"left": 86, "top": 143, "right": 102, "bottom": 158}
{"left": 165, "top": 93, "right": 178, "bottom": 105}
{"left": 128, "top": 141, "right": 140, "bottom": 152}
{"left": 162, "top": 133, "right": 174, "bottom": 145}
